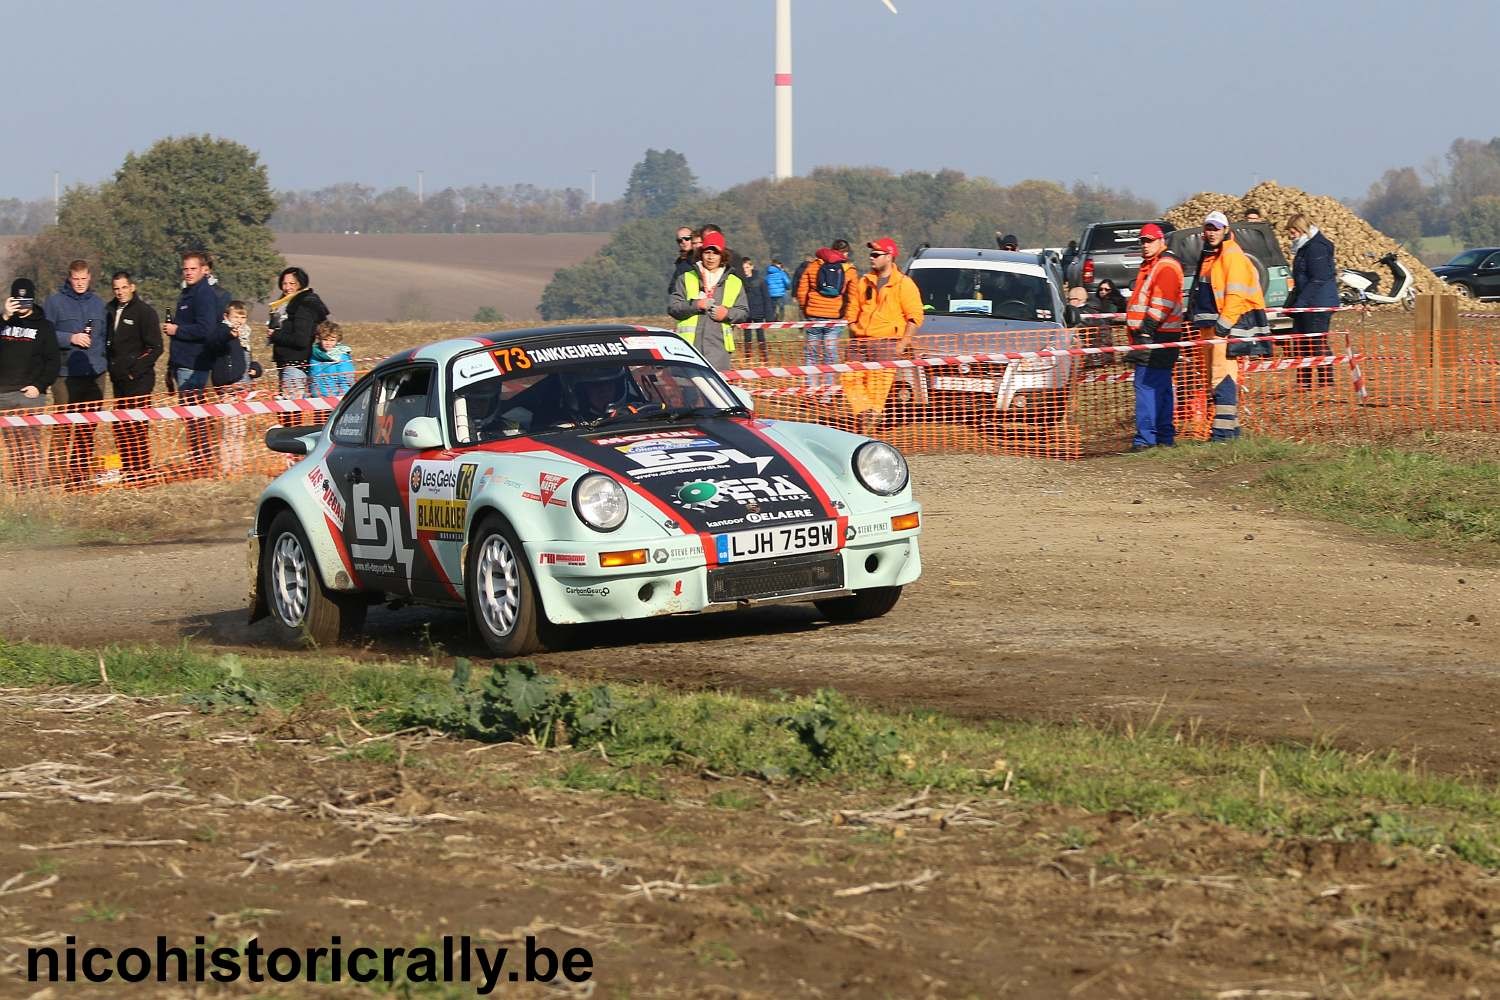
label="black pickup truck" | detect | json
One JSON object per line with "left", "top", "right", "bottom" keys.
{"left": 1063, "top": 220, "right": 1174, "bottom": 293}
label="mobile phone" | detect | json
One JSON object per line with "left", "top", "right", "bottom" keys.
{"left": 13, "top": 297, "right": 32, "bottom": 311}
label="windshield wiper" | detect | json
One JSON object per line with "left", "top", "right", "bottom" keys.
{"left": 663, "top": 404, "right": 749, "bottom": 422}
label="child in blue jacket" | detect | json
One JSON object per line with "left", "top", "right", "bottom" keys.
{"left": 309, "top": 321, "right": 354, "bottom": 397}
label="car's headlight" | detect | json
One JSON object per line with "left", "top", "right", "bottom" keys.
{"left": 571, "top": 473, "right": 629, "bottom": 532}
{"left": 852, "top": 441, "right": 909, "bottom": 496}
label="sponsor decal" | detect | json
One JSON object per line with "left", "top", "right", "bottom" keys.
{"left": 521, "top": 472, "right": 568, "bottom": 507}
{"left": 745, "top": 508, "right": 813, "bottom": 524}
{"left": 673, "top": 580, "right": 683, "bottom": 597}
{"left": 415, "top": 498, "right": 467, "bottom": 536}
{"left": 620, "top": 334, "right": 700, "bottom": 362}
{"left": 350, "top": 483, "right": 414, "bottom": 577}
{"left": 652, "top": 548, "right": 668, "bottom": 564}
{"left": 452, "top": 351, "right": 501, "bottom": 389}
{"left": 593, "top": 430, "right": 702, "bottom": 447}
{"left": 539, "top": 552, "right": 587, "bottom": 566}
{"left": 410, "top": 465, "right": 462, "bottom": 495}
{"left": 564, "top": 584, "right": 611, "bottom": 597}
{"left": 304, "top": 462, "right": 346, "bottom": 527}
{"left": 455, "top": 463, "right": 478, "bottom": 501}
{"left": 716, "top": 475, "right": 810, "bottom": 503}
{"left": 651, "top": 542, "right": 702, "bottom": 563}
{"left": 475, "top": 465, "right": 496, "bottom": 491}
{"left": 677, "top": 481, "right": 718, "bottom": 505}
{"left": 705, "top": 516, "right": 747, "bottom": 529}
{"left": 847, "top": 520, "right": 887, "bottom": 539}
{"left": 526, "top": 342, "right": 628, "bottom": 364}
{"left": 616, "top": 437, "right": 717, "bottom": 455}
{"left": 625, "top": 448, "right": 773, "bottom": 479}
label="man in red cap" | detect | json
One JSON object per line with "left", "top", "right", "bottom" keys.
{"left": 668, "top": 231, "right": 747, "bottom": 371}
{"left": 841, "top": 238, "right": 923, "bottom": 434}
{"left": 1123, "top": 224, "right": 1184, "bottom": 450}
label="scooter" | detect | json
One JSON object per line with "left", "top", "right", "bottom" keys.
{"left": 1339, "top": 251, "right": 1416, "bottom": 310}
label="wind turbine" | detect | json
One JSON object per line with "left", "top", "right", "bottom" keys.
{"left": 774, "top": 0, "right": 898, "bottom": 181}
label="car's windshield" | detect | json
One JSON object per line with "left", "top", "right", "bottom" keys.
{"left": 910, "top": 267, "right": 1056, "bottom": 322}
{"left": 1445, "top": 249, "right": 1486, "bottom": 268}
{"left": 449, "top": 343, "right": 742, "bottom": 445}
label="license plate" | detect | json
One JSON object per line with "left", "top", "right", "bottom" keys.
{"left": 714, "top": 521, "right": 838, "bottom": 564}
{"left": 932, "top": 376, "right": 996, "bottom": 393}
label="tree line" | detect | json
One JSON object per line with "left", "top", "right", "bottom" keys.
{"left": 1362, "top": 137, "right": 1500, "bottom": 247}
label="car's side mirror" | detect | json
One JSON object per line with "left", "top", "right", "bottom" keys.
{"left": 730, "top": 385, "right": 755, "bottom": 412}
{"left": 401, "top": 416, "right": 444, "bottom": 450}
{"left": 265, "top": 425, "right": 319, "bottom": 455}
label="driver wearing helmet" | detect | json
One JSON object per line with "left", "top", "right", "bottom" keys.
{"left": 560, "top": 366, "right": 638, "bottom": 422}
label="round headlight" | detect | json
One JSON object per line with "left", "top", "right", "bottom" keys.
{"left": 571, "top": 472, "right": 629, "bottom": 532}
{"left": 852, "top": 441, "right": 909, "bottom": 496}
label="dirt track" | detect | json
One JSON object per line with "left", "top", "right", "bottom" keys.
{"left": 11, "top": 454, "right": 1500, "bottom": 776}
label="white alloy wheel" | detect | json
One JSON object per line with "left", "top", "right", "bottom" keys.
{"left": 270, "top": 530, "right": 311, "bottom": 627}
{"left": 475, "top": 533, "right": 522, "bottom": 638}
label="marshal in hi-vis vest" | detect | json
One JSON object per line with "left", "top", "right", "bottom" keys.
{"left": 677, "top": 271, "right": 743, "bottom": 354}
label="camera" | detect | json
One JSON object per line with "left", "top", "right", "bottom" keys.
{"left": 12, "top": 297, "right": 32, "bottom": 311}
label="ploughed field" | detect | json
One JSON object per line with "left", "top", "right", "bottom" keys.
{"left": 5, "top": 452, "right": 1500, "bottom": 995}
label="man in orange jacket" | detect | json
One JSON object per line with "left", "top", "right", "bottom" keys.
{"left": 796, "top": 238, "right": 857, "bottom": 392}
{"left": 1189, "top": 211, "right": 1269, "bottom": 441}
{"left": 1124, "top": 224, "right": 1184, "bottom": 450}
{"left": 841, "top": 237, "right": 923, "bottom": 434}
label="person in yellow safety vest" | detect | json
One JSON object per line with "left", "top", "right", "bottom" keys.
{"left": 1188, "top": 211, "right": 1269, "bottom": 441}
{"left": 840, "top": 237, "right": 923, "bottom": 435}
{"left": 668, "top": 230, "right": 747, "bottom": 372}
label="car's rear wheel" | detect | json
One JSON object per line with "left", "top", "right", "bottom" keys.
{"left": 815, "top": 586, "right": 902, "bottom": 623}
{"left": 466, "top": 513, "right": 549, "bottom": 656}
{"left": 263, "top": 510, "right": 365, "bottom": 646}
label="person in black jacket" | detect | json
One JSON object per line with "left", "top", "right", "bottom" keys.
{"left": 739, "top": 257, "right": 772, "bottom": 363}
{"left": 266, "top": 266, "right": 328, "bottom": 397}
{"left": 0, "top": 279, "right": 60, "bottom": 487}
{"left": 105, "top": 271, "right": 163, "bottom": 480}
{"left": 164, "top": 251, "right": 228, "bottom": 471}
{"left": 1284, "top": 213, "right": 1338, "bottom": 389}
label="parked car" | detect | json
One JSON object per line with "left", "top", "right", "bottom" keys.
{"left": 1064, "top": 220, "right": 1175, "bottom": 293}
{"left": 886, "top": 247, "right": 1076, "bottom": 428}
{"left": 1431, "top": 247, "right": 1500, "bottom": 300}
{"left": 1165, "top": 221, "right": 1294, "bottom": 330}
{"left": 248, "top": 325, "right": 923, "bottom": 655}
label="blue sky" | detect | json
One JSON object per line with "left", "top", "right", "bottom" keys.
{"left": 9, "top": 0, "right": 1492, "bottom": 207}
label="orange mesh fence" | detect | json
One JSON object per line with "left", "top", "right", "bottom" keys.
{"left": 3, "top": 322, "right": 1499, "bottom": 497}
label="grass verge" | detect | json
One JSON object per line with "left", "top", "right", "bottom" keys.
{"left": 3, "top": 639, "right": 1499, "bottom": 868}
{"left": 1136, "top": 436, "right": 1500, "bottom": 556}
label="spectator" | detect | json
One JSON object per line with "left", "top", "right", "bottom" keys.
{"left": 668, "top": 231, "right": 746, "bottom": 371}
{"left": 1060, "top": 239, "right": 1080, "bottom": 279}
{"left": 43, "top": 260, "right": 109, "bottom": 489}
{"left": 1284, "top": 213, "right": 1337, "bottom": 389}
{"left": 212, "top": 300, "right": 254, "bottom": 473}
{"left": 1124, "top": 224, "right": 1185, "bottom": 451}
{"left": 104, "top": 271, "right": 162, "bottom": 482}
{"left": 698, "top": 223, "right": 741, "bottom": 270}
{"left": 1094, "top": 278, "right": 1128, "bottom": 316}
{"left": 266, "top": 266, "right": 330, "bottom": 420}
{"left": 310, "top": 320, "right": 355, "bottom": 397}
{"left": 739, "top": 257, "right": 771, "bottom": 363}
{"left": 669, "top": 225, "right": 696, "bottom": 294}
{"left": 0, "top": 279, "right": 60, "bottom": 488}
{"left": 1189, "top": 211, "right": 1267, "bottom": 442}
{"left": 184, "top": 253, "right": 232, "bottom": 316}
{"left": 164, "top": 250, "right": 227, "bottom": 470}
{"left": 789, "top": 251, "right": 816, "bottom": 317}
{"left": 1243, "top": 208, "right": 1263, "bottom": 223}
{"left": 996, "top": 233, "right": 1020, "bottom": 252}
{"left": 764, "top": 258, "right": 791, "bottom": 321}
{"left": 795, "top": 239, "right": 856, "bottom": 391}
{"left": 841, "top": 237, "right": 923, "bottom": 434}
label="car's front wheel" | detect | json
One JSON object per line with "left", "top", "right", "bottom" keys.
{"left": 1451, "top": 282, "right": 1475, "bottom": 300}
{"left": 263, "top": 510, "right": 366, "bottom": 646}
{"left": 815, "top": 586, "right": 902, "bottom": 623}
{"left": 466, "top": 514, "right": 549, "bottom": 656}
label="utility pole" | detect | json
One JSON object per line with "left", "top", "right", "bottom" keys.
{"left": 53, "top": 171, "right": 59, "bottom": 223}
{"left": 417, "top": 170, "right": 424, "bottom": 205}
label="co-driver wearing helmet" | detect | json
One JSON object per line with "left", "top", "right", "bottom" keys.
{"left": 561, "top": 366, "right": 638, "bottom": 423}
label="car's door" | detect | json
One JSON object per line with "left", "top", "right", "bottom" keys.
{"left": 323, "top": 365, "right": 435, "bottom": 596}
{"left": 1477, "top": 251, "right": 1500, "bottom": 298}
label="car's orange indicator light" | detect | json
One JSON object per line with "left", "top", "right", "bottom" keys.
{"left": 890, "top": 512, "right": 921, "bottom": 532}
{"left": 599, "top": 549, "right": 648, "bottom": 567}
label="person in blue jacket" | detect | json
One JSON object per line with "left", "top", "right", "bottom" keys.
{"left": 41, "top": 260, "right": 108, "bottom": 488}
{"left": 309, "top": 320, "right": 354, "bottom": 398}
{"left": 764, "top": 258, "right": 792, "bottom": 321}
{"left": 1283, "top": 213, "right": 1338, "bottom": 389}
{"left": 163, "top": 251, "right": 227, "bottom": 470}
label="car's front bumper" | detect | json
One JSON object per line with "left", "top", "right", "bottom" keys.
{"left": 523, "top": 509, "right": 922, "bottom": 625}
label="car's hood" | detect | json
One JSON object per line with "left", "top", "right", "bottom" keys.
{"left": 918, "top": 315, "right": 1064, "bottom": 336}
{"left": 538, "top": 417, "right": 841, "bottom": 534}
{"left": 912, "top": 318, "right": 1071, "bottom": 357}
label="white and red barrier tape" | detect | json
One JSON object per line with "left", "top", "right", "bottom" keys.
{"left": 0, "top": 396, "right": 338, "bottom": 429}
{"left": 734, "top": 320, "right": 849, "bottom": 330}
{"left": 1080, "top": 306, "right": 1353, "bottom": 321}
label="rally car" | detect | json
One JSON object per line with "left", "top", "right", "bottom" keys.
{"left": 248, "top": 325, "right": 923, "bottom": 655}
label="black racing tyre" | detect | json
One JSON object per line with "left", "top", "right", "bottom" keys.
{"left": 263, "top": 510, "right": 366, "bottom": 646}
{"left": 1451, "top": 283, "right": 1475, "bottom": 300}
{"left": 815, "top": 586, "right": 903, "bottom": 623}
{"left": 466, "top": 513, "right": 549, "bottom": 657}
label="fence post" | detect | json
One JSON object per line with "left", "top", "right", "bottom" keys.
{"left": 1415, "top": 294, "right": 1459, "bottom": 417}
